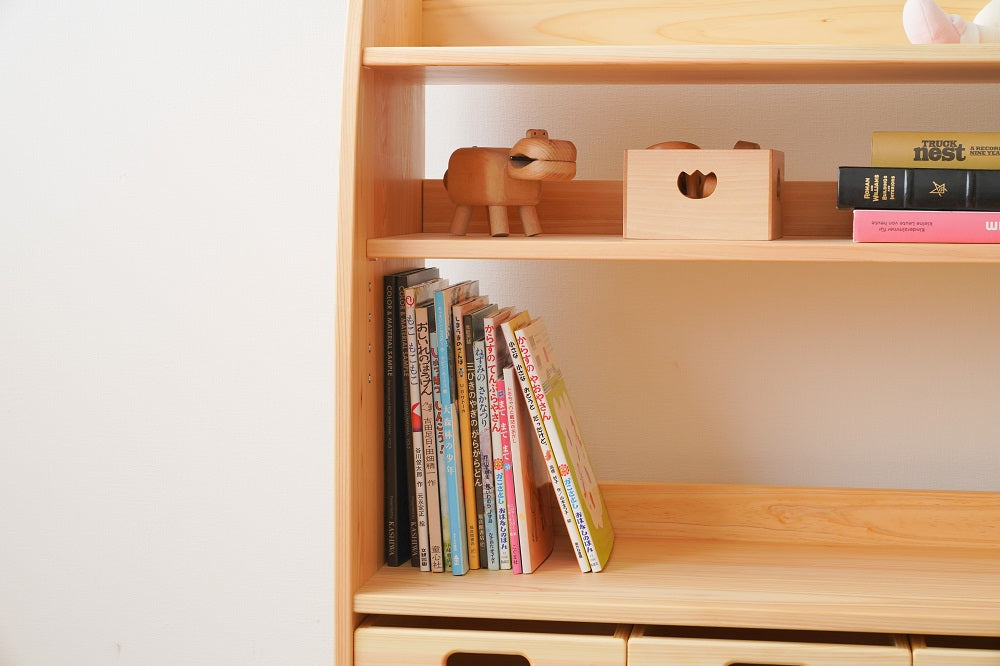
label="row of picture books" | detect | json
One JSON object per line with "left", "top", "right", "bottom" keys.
{"left": 837, "top": 131, "right": 1000, "bottom": 243}
{"left": 383, "top": 267, "right": 614, "bottom": 576}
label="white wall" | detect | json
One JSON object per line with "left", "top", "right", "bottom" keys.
{"left": 0, "top": 2, "right": 344, "bottom": 664}
{"left": 427, "top": 84, "right": 1000, "bottom": 492}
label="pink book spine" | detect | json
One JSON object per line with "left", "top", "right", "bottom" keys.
{"left": 853, "top": 210, "right": 1000, "bottom": 243}
{"left": 497, "top": 379, "right": 521, "bottom": 574}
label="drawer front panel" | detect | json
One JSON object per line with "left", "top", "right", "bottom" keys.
{"left": 912, "top": 635, "right": 1000, "bottom": 665}
{"left": 629, "top": 626, "right": 910, "bottom": 666}
{"left": 355, "top": 616, "right": 628, "bottom": 666}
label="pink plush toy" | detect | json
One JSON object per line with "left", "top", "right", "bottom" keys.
{"left": 903, "top": 0, "right": 1000, "bottom": 42}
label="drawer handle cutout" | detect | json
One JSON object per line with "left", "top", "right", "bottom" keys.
{"left": 446, "top": 653, "right": 530, "bottom": 666}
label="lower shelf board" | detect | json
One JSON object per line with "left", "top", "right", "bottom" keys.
{"left": 354, "top": 536, "right": 1000, "bottom": 635}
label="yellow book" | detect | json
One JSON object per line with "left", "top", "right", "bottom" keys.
{"left": 872, "top": 131, "right": 1000, "bottom": 170}
{"left": 514, "top": 316, "right": 615, "bottom": 572}
{"left": 450, "top": 294, "right": 489, "bottom": 570}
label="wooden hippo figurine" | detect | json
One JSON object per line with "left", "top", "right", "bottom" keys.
{"left": 443, "top": 129, "right": 577, "bottom": 237}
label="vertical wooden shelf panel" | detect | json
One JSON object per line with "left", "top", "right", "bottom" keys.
{"left": 336, "top": 1, "right": 425, "bottom": 665}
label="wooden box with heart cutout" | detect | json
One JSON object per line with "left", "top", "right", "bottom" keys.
{"left": 624, "top": 148, "right": 783, "bottom": 240}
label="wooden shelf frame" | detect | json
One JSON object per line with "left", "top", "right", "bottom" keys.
{"left": 337, "top": 1, "right": 1000, "bottom": 663}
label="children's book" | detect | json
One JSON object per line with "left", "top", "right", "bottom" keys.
{"left": 451, "top": 295, "right": 490, "bottom": 569}
{"left": 471, "top": 308, "right": 501, "bottom": 570}
{"left": 493, "top": 375, "right": 513, "bottom": 570}
{"left": 429, "top": 317, "right": 451, "bottom": 572}
{"left": 500, "top": 311, "right": 590, "bottom": 573}
{"left": 505, "top": 363, "right": 554, "bottom": 574}
{"left": 432, "top": 280, "right": 479, "bottom": 575}
{"left": 382, "top": 266, "right": 439, "bottom": 567}
{"left": 415, "top": 301, "right": 444, "bottom": 572}
{"left": 403, "top": 278, "right": 448, "bottom": 571}
{"left": 484, "top": 307, "right": 516, "bottom": 569}
{"left": 513, "top": 317, "right": 615, "bottom": 572}
{"left": 498, "top": 368, "right": 522, "bottom": 574}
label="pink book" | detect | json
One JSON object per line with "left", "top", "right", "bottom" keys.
{"left": 497, "top": 374, "right": 522, "bottom": 574}
{"left": 853, "top": 209, "right": 1000, "bottom": 243}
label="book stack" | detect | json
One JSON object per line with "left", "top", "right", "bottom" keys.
{"left": 837, "top": 131, "right": 1000, "bottom": 243}
{"left": 382, "top": 268, "right": 615, "bottom": 576}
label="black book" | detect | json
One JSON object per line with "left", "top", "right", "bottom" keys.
{"left": 837, "top": 166, "right": 1000, "bottom": 211}
{"left": 383, "top": 266, "right": 439, "bottom": 566}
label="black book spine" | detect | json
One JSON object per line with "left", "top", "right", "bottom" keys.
{"left": 837, "top": 166, "right": 1000, "bottom": 211}
{"left": 382, "top": 273, "right": 410, "bottom": 566}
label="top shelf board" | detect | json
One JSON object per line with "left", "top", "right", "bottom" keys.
{"left": 363, "top": 45, "right": 1000, "bottom": 84}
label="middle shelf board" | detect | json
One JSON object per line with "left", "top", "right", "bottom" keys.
{"left": 364, "top": 179, "right": 1000, "bottom": 263}
{"left": 368, "top": 235, "right": 1000, "bottom": 264}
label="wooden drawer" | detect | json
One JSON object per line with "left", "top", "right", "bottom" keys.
{"left": 628, "top": 625, "right": 910, "bottom": 665}
{"left": 354, "top": 615, "right": 629, "bottom": 666}
{"left": 912, "top": 635, "right": 1000, "bottom": 665}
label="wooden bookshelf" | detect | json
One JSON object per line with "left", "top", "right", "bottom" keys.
{"left": 337, "top": 1, "right": 1000, "bottom": 663}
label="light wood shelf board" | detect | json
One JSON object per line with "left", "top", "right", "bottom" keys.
{"left": 355, "top": 483, "right": 1000, "bottom": 635}
{"left": 368, "top": 233, "right": 1000, "bottom": 263}
{"left": 364, "top": 45, "right": 1000, "bottom": 84}
{"left": 355, "top": 536, "right": 1000, "bottom": 635}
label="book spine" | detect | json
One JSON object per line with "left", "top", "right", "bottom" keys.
{"left": 398, "top": 284, "right": 419, "bottom": 567}
{"left": 853, "top": 209, "right": 1000, "bottom": 243}
{"left": 871, "top": 132, "right": 1000, "bottom": 170}
{"left": 837, "top": 166, "right": 1000, "bottom": 211}
{"left": 516, "top": 331, "right": 602, "bottom": 573}
{"left": 381, "top": 275, "right": 408, "bottom": 566}
{"left": 416, "top": 305, "right": 444, "bottom": 572}
{"left": 494, "top": 378, "right": 512, "bottom": 570}
{"left": 502, "top": 320, "right": 590, "bottom": 573}
{"left": 434, "top": 291, "right": 469, "bottom": 575}
{"left": 488, "top": 319, "right": 511, "bottom": 571}
{"left": 452, "top": 309, "right": 480, "bottom": 570}
{"left": 474, "top": 339, "right": 500, "bottom": 570}
{"left": 429, "top": 325, "right": 451, "bottom": 572}
{"left": 506, "top": 362, "right": 549, "bottom": 574}
{"left": 501, "top": 376, "right": 522, "bottom": 575}
{"left": 463, "top": 314, "right": 488, "bottom": 569}
{"left": 405, "top": 294, "right": 430, "bottom": 571}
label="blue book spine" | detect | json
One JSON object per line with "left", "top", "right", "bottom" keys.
{"left": 429, "top": 326, "right": 451, "bottom": 572}
{"left": 434, "top": 290, "right": 469, "bottom": 575}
